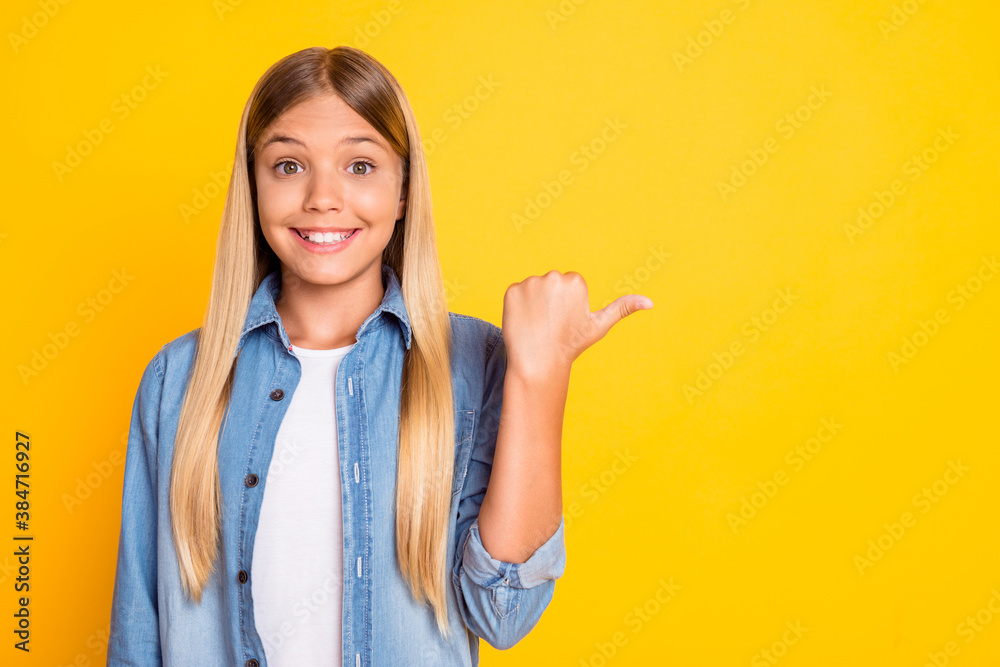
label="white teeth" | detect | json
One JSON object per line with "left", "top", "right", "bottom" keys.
{"left": 299, "top": 229, "right": 354, "bottom": 244}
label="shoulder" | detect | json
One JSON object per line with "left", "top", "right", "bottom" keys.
{"left": 135, "top": 327, "right": 201, "bottom": 396}
{"left": 447, "top": 313, "right": 506, "bottom": 410}
{"left": 447, "top": 312, "right": 504, "bottom": 359}
{"left": 159, "top": 327, "right": 202, "bottom": 371}
{"left": 129, "top": 327, "right": 200, "bottom": 426}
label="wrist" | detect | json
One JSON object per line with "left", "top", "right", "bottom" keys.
{"left": 507, "top": 357, "right": 572, "bottom": 385}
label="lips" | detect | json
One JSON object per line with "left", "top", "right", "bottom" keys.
{"left": 293, "top": 227, "right": 359, "bottom": 235}
{"left": 288, "top": 226, "right": 361, "bottom": 253}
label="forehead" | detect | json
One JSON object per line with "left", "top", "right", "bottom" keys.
{"left": 259, "top": 93, "right": 390, "bottom": 152}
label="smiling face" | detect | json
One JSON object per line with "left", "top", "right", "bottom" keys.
{"left": 253, "top": 92, "right": 407, "bottom": 289}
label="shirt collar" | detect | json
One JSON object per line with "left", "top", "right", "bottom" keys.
{"left": 236, "top": 263, "right": 413, "bottom": 357}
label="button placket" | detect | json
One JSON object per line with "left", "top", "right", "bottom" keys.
{"left": 244, "top": 379, "right": 289, "bottom": 661}
{"left": 344, "top": 357, "right": 368, "bottom": 665}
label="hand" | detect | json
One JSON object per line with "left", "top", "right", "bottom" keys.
{"left": 501, "top": 270, "right": 653, "bottom": 377}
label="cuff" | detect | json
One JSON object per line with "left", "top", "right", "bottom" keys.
{"left": 462, "top": 516, "right": 566, "bottom": 589}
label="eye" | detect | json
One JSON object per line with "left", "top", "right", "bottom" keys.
{"left": 350, "top": 160, "right": 375, "bottom": 176}
{"left": 274, "top": 160, "right": 302, "bottom": 176}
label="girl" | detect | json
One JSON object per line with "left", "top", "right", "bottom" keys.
{"left": 107, "top": 45, "right": 651, "bottom": 667}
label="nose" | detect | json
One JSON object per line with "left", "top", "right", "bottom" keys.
{"left": 304, "top": 167, "right": 343, "bottom": 213}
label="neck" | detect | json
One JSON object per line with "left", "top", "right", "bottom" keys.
{"left": 275, "top": 262, "right": 384, "bottom": 350}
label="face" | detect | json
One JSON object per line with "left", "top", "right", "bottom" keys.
{"left": 253, "top": 92, "right": 407, "bottom": 289}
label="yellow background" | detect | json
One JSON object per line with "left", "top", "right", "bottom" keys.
{"left": 3, "top": 0, "right": 999, "bottom": 665}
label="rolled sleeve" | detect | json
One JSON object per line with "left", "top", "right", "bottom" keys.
{"left": 461, "top": 516, "right": 566, "bottom": 590}
{"left": 451, "top": 324, "right": 567, "bottom": 650}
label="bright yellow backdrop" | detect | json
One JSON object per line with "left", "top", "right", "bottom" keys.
{"left": 2, "top": 1, "right": 998, "bottom": 665}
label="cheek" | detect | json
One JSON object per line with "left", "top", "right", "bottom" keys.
{"left": 254, "top": 176, "right": 286, "bottom": 224}
{"left": 349, "top": 183, "right": 403, "bottom": 220}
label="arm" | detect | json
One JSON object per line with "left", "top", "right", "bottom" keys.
{"left": 452, "top": 327, "right": 567, "bottom": 651}
{"left": 107, "top": 349, "right": 164, "bottom": 667}
{"left": 477, "top": 269, "right": 652, "bottom": 558}
{"left": 476, "top": 343, "right": 567, "bottom": 562}
{"left": 453, "top": 270, "right": 651, "bottom": 649}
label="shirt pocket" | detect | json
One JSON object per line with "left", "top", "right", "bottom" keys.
{"left": 451, "top": 409, "right": 476, "bottom": 498}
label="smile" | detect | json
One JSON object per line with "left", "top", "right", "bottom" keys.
{"left": 295, "top": 228, "right": 358, "bottom": 245}
{"left": 289, "top": 227, "right": 361, "bottom": 254}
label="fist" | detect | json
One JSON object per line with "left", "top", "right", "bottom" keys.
{"left": 500, "top": 270, "right": 653, "bottom": 377}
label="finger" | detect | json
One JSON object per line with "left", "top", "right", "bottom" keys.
{"left": 591, "top": 295, "right": 654, "bottom": 336}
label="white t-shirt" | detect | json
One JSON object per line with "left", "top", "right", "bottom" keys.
{"left": 252, "top": 342, "right": 354, "bottom": 666}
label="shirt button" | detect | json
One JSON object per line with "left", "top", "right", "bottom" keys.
{"left": 237, "top": 570, "right": 248, "bottom": 584}
{"left": 246, "top": 660, "right": 259, "bottom": 667}
{"left": 270, "top": 388, "right": 284, "bottom": 401}
{"left": 245, "top": 473, "right": 259, "bottom": 487}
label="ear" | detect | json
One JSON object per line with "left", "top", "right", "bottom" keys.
{"left": 396, "top": 193, "right": 407, "bottom": 222}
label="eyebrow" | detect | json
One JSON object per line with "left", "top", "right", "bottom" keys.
{"left": 259, "top": 133, "right": 387, "bottom": 152}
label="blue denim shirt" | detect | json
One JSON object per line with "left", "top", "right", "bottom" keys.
{"left": 107, "top": 263, "right": 567, "bottom": 667}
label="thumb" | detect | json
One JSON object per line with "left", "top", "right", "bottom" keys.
{"left": 592, "top": 294, "right": 654, "bottom": 337}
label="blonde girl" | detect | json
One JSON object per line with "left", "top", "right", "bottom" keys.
{"left": 107, "top": 45, "right": 651, "bottom": 667}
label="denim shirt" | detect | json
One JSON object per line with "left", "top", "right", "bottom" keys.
{"left": 107, "top": 263, "right": 567, "bottom": 667}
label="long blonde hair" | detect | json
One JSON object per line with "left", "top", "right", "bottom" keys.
{"left": 169, "top": 46, "right": 456, "bottom": 636}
